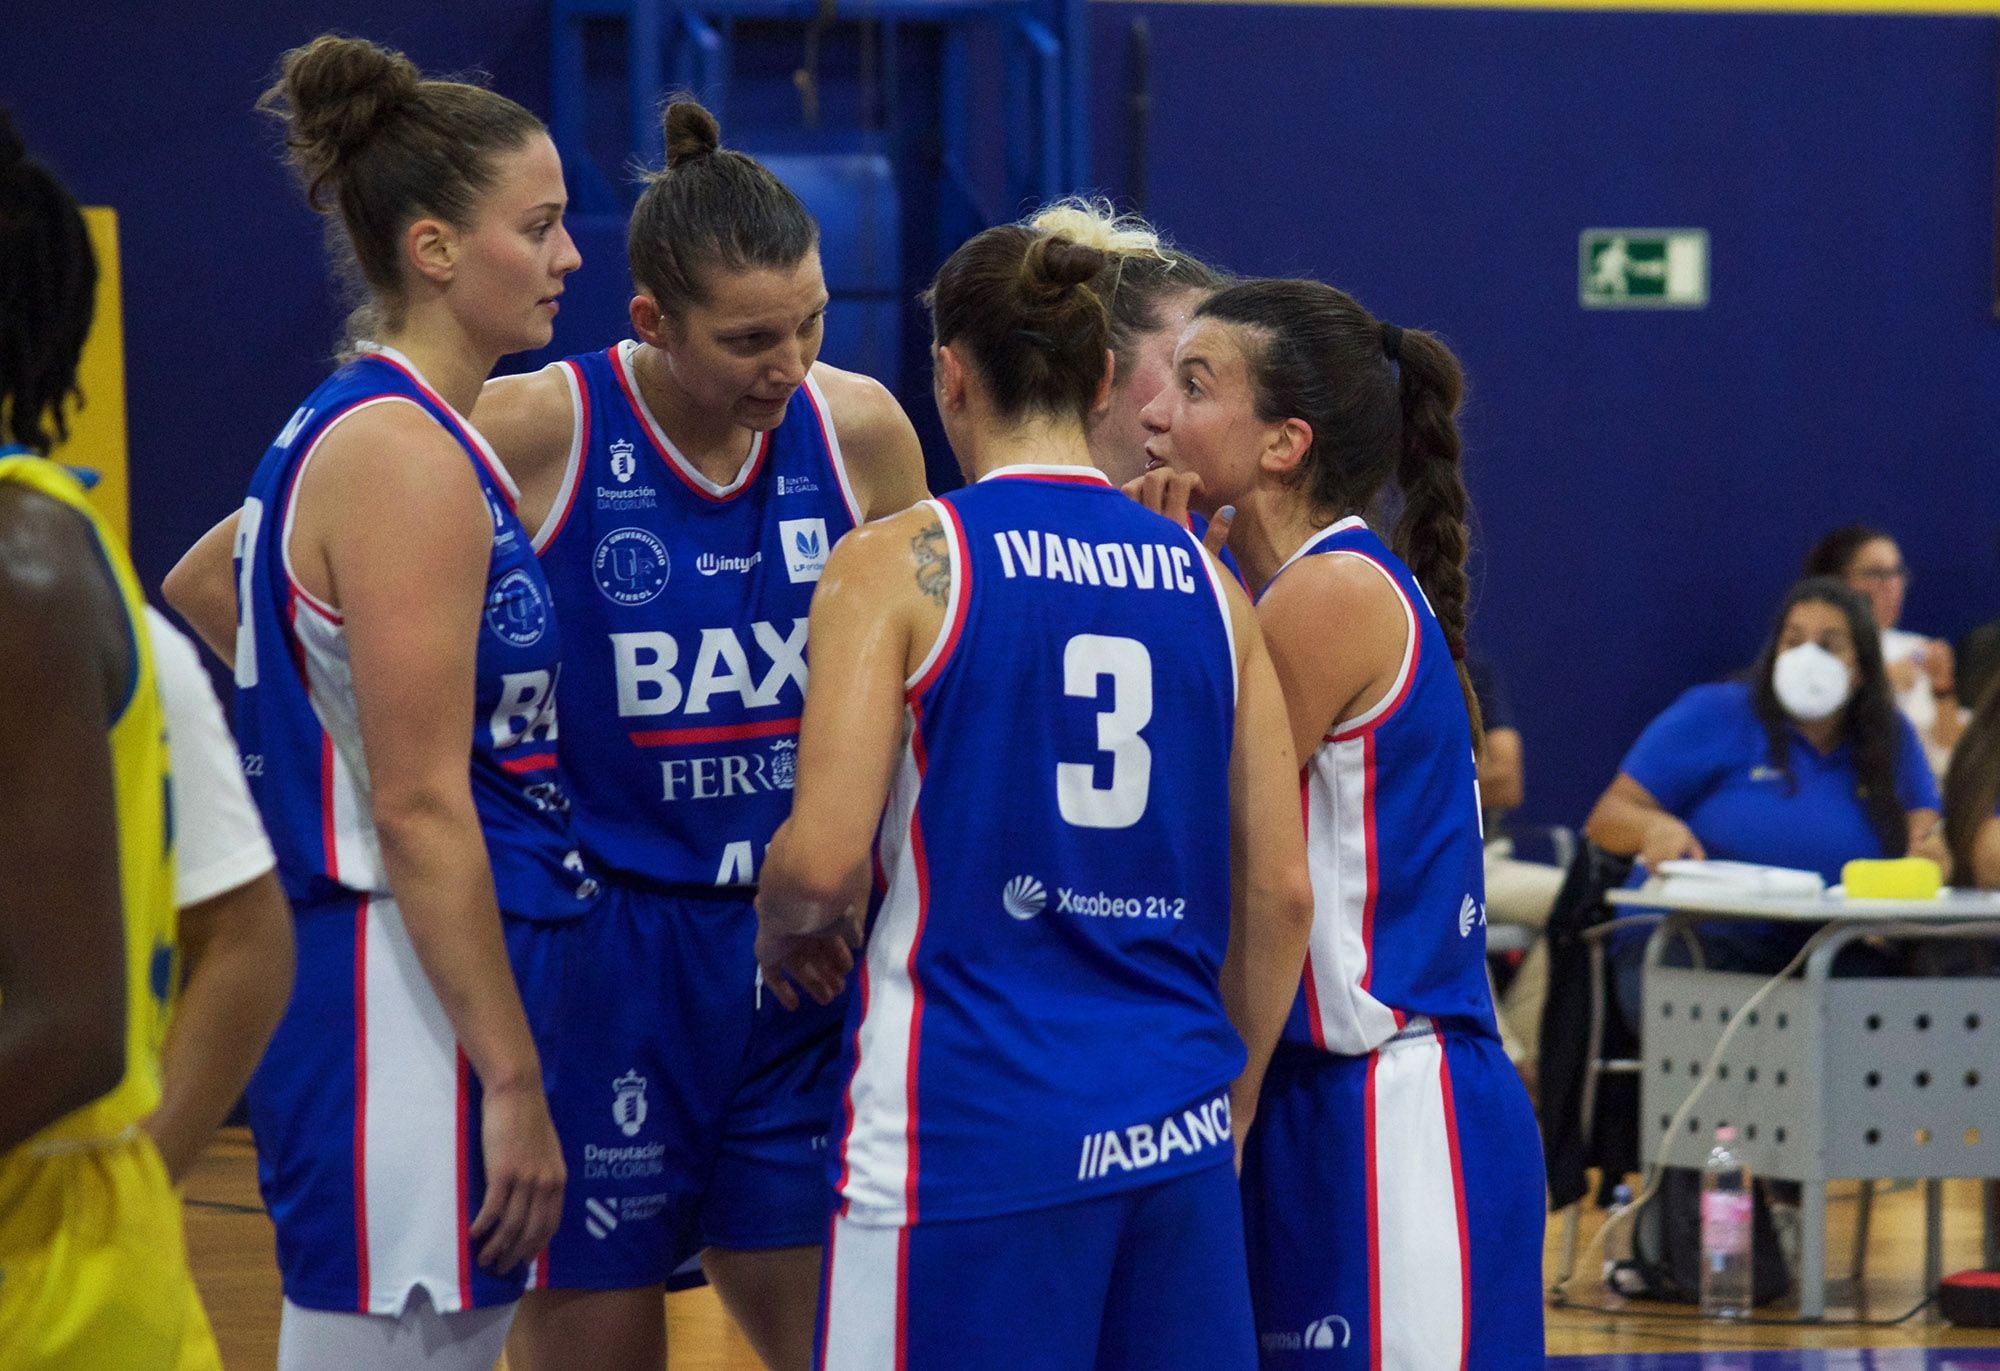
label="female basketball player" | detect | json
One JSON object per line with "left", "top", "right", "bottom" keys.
{"left": 754, "top": 225, "right": 1314, "bottom": 1369}
{"left": 0, "top": 113, "right": 230, "bottom": 1370}
{"left": 473, "top": 99, "right": 927, "bottom": 1371}
{"left": 223, "top": 37, "right": 596, "bottom": 1370}
{"left": 1023, "top": 200, "right": 1229, "bottom": 487}
{"left": 164, "top": 94, "right": 924, "bottom": 1370}
{"left": 1137, "top": 280, "right": 1546, "bottom": 1368}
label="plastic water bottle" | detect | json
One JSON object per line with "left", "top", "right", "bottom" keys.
{"left": 1701, "top": 1125, "right": 1753, "bottom": 1318}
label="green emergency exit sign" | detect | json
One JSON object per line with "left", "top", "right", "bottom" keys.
{"left": 1579, "top": 229, "right": 1708, "bottom": 309}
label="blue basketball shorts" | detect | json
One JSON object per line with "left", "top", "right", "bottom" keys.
{"left": 817, "top": 1159, "right": 1256, "bottom": 1371}
{"left": 245, "top": 894, "right": 579, "bottom": 1314}
{"left": 530, "top": 882, "right": 845, "bottom": 1291}
{"left": 1241, "top": 1025, "right": 1546, "bottom": 1370}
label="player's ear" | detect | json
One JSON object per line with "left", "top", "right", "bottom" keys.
{"left": 630, "top": 295, "right": 670, "bottom": 349}
{"left": 1089, "top": 348, "right": 1116, "bottom": 417}
{"left": 932, "top": 343, "right": 969, "bottom": 415}
{"left": 1260, "top": 417, "right": 1311, "bottom": 479}
{"left": 406, "top": 216, "right": 458, "bottom": 286}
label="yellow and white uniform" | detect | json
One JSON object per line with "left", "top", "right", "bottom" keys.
{"left": 0, "top": 456, "right": 220, "bottom": 1371}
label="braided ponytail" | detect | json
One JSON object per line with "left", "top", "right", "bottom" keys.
{"left": 1387, "top": 325, "right": 1482, "bottom": 743}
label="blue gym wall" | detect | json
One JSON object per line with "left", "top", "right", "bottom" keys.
{"left": 5, "top": 4, "right": 1997, "bottom": 830}
{"left": 1087, "top": 5, "right": 2000, "bottom": 828}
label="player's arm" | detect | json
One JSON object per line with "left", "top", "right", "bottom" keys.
{"left": 0, "top": 487, "right": 130, "bottom": 1153}
{"left": 812, "top": 362, "right": 930, "bottom": 519}
{"left": 142, "top": 610, "right": 292, "bottom": 1182}
{"left": 162, "top": 508, "right": 242, "bottom": 666}
{"left": 471, "top": 365, "right": 576, "bottom": 539}
{"left": 756, "top": 506, "right": 938, "bottom": 1005}
{"left": 1217, "top": 573, "right": 1315, "bottom": 1158}
{"left": 308, "top": 406, "right": 562, "bottom": 1271}
{"left": 1256, "top": 552, "right": 1407, "bottom": 762}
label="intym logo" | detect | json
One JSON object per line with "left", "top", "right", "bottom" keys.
{"left": 610, "top": 439, "right": 637, "bottom": 484}
{"left": 612, "top": 1070, "right": 648, "bottom": 1138}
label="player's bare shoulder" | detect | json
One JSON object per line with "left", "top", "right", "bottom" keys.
{"left": 473, "top": 364, "right": 578, "bottom": 512}
{"left": 808, "top": 361, "right": 927, "bottom": 518}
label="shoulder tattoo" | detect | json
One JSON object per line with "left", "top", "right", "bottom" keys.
{"left": 911, "top": 515, "right": 951, "bottom": 607}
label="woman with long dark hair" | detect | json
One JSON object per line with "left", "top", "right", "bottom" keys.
{"left": 1137, "top": 279, "right": 1545, "bottom": 1368}
{"left": 1587, "top": 577, "right": 1947, "bottom": 1020}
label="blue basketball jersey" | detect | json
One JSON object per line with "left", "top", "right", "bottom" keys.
{"left": 534, "top": 342, "right": 862, "bottom": 889}
{"left": 1263, "top": 517, "right": 1496, "bottom": 1054}
{"left": 233, "top": 344, "right": 596, "bottom": 922}
{"left": 833, "top": 466, "right": 1245, "bottom": 1228}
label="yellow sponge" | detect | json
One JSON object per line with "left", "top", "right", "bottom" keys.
{"left": 1842, "top": 857, "right": 1943, "bottom": 900}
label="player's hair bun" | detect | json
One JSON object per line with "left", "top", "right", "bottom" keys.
{"left": 1026, "top": 198, "right": 1166, "bottom": 259}
{"left": 663, "top": 99, "right": 722, "bottom": 171}
{"left": 264, "top": 35, "right": 420, "bottom": 206}
{"left": 1019, "top": 233, "right": 1108, "bottom": 300}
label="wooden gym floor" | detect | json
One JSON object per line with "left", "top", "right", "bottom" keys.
{"left": 182, "top": 1130, "right": 2000, "bottom": 1367}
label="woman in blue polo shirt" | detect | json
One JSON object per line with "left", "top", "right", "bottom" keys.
{"left": 1586, "top": 577, "right": 1946, "bottom": 1026}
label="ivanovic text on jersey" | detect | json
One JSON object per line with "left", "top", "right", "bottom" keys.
{"left": 833, "top": 465, "right": 1245, "bottom": 1228}
{"left": 233, "top": 342, "right": 595, "bottom": 921}
{"left": 534, "top": 341, "right": 862, "bottom": 889}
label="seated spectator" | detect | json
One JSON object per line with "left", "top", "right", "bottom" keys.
{"left": 1465, "top": 654, "right": 1562, "bottom": 1081}
{"left": 1804, "top": 525, "right": 1963, "bottom": 776}
{"left": 1584, "top": 577, "right": 1947, "bottom": 1030}
{"left": 1944, "top": 674, "right": 2000, "bottom": 888}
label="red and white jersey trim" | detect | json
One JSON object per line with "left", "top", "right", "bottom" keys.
{"left": 1301, "top": 732, "right": 1400, "bottom": 1054}
{"left": 801, "top": 372, "right": 865, "bottom": 526}
{"left": 904, "top": 498, "right": 968, "bottom": 696}
{"left": 614, "top": 339, "right": 767, "bottom": 501}
{"left": 353, "top": 343, "right": 520, "bottom": 506}
{"left": 980, "top": 462, "right": 1114, "bottom": 487}
{"left": 836, "top": 717, "right": 929, "bottom": 1227}
{"left": 1366, "top": 1027, "right": 1471, "bottom": 1370}
{"left": 355, "top": 894, "right": 477, "bottom": 1314}
{"left": 1325, "top": 549, "right": 1419, "bottom": 742}
{"left": 531, "top": 359, "right": 590, "bottom": 553}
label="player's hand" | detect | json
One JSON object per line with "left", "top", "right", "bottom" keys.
{"left": 469, "top": 1079, "right": 566, "bottom": 1274}
{"left": 1122, "top": 468, "right": 1204, "bottom": 529}
{"left": 755, "top": 903, "right": 863, "bottom": 1010}
{"left": 1122, "top": 470, "right": 1234, "bottom": 557}
{"left": 1638, "top": 814, "right": 1705, "bottom": 870}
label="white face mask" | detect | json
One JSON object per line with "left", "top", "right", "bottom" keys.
{"left": 1772, "top": 642, "right": 1853, "bottom": 722}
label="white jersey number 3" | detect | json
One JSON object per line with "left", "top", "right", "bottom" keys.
{"left": 1057, "top": 634, "right": 1153, "bottom": 829}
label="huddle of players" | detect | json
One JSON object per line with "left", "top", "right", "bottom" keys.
{"left": 3, "top": 28, "right": 1550, "bottom": 1371}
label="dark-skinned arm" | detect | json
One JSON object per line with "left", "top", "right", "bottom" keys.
{"left": 0, "top": 486, "right": 129, "bottom": 1152}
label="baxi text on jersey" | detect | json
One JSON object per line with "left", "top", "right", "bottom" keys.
{"left": 992, "top": 528, "right": 1198, "bottom": 594}
{"left": 611, "top": 619, "right": 806, "bottom": 717}
{"left": 1058, "top": 887, "right": 1186, "bottom": 920}
{"left": 1077, "top": 1094, "right": 1230, "bottom": 1182}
